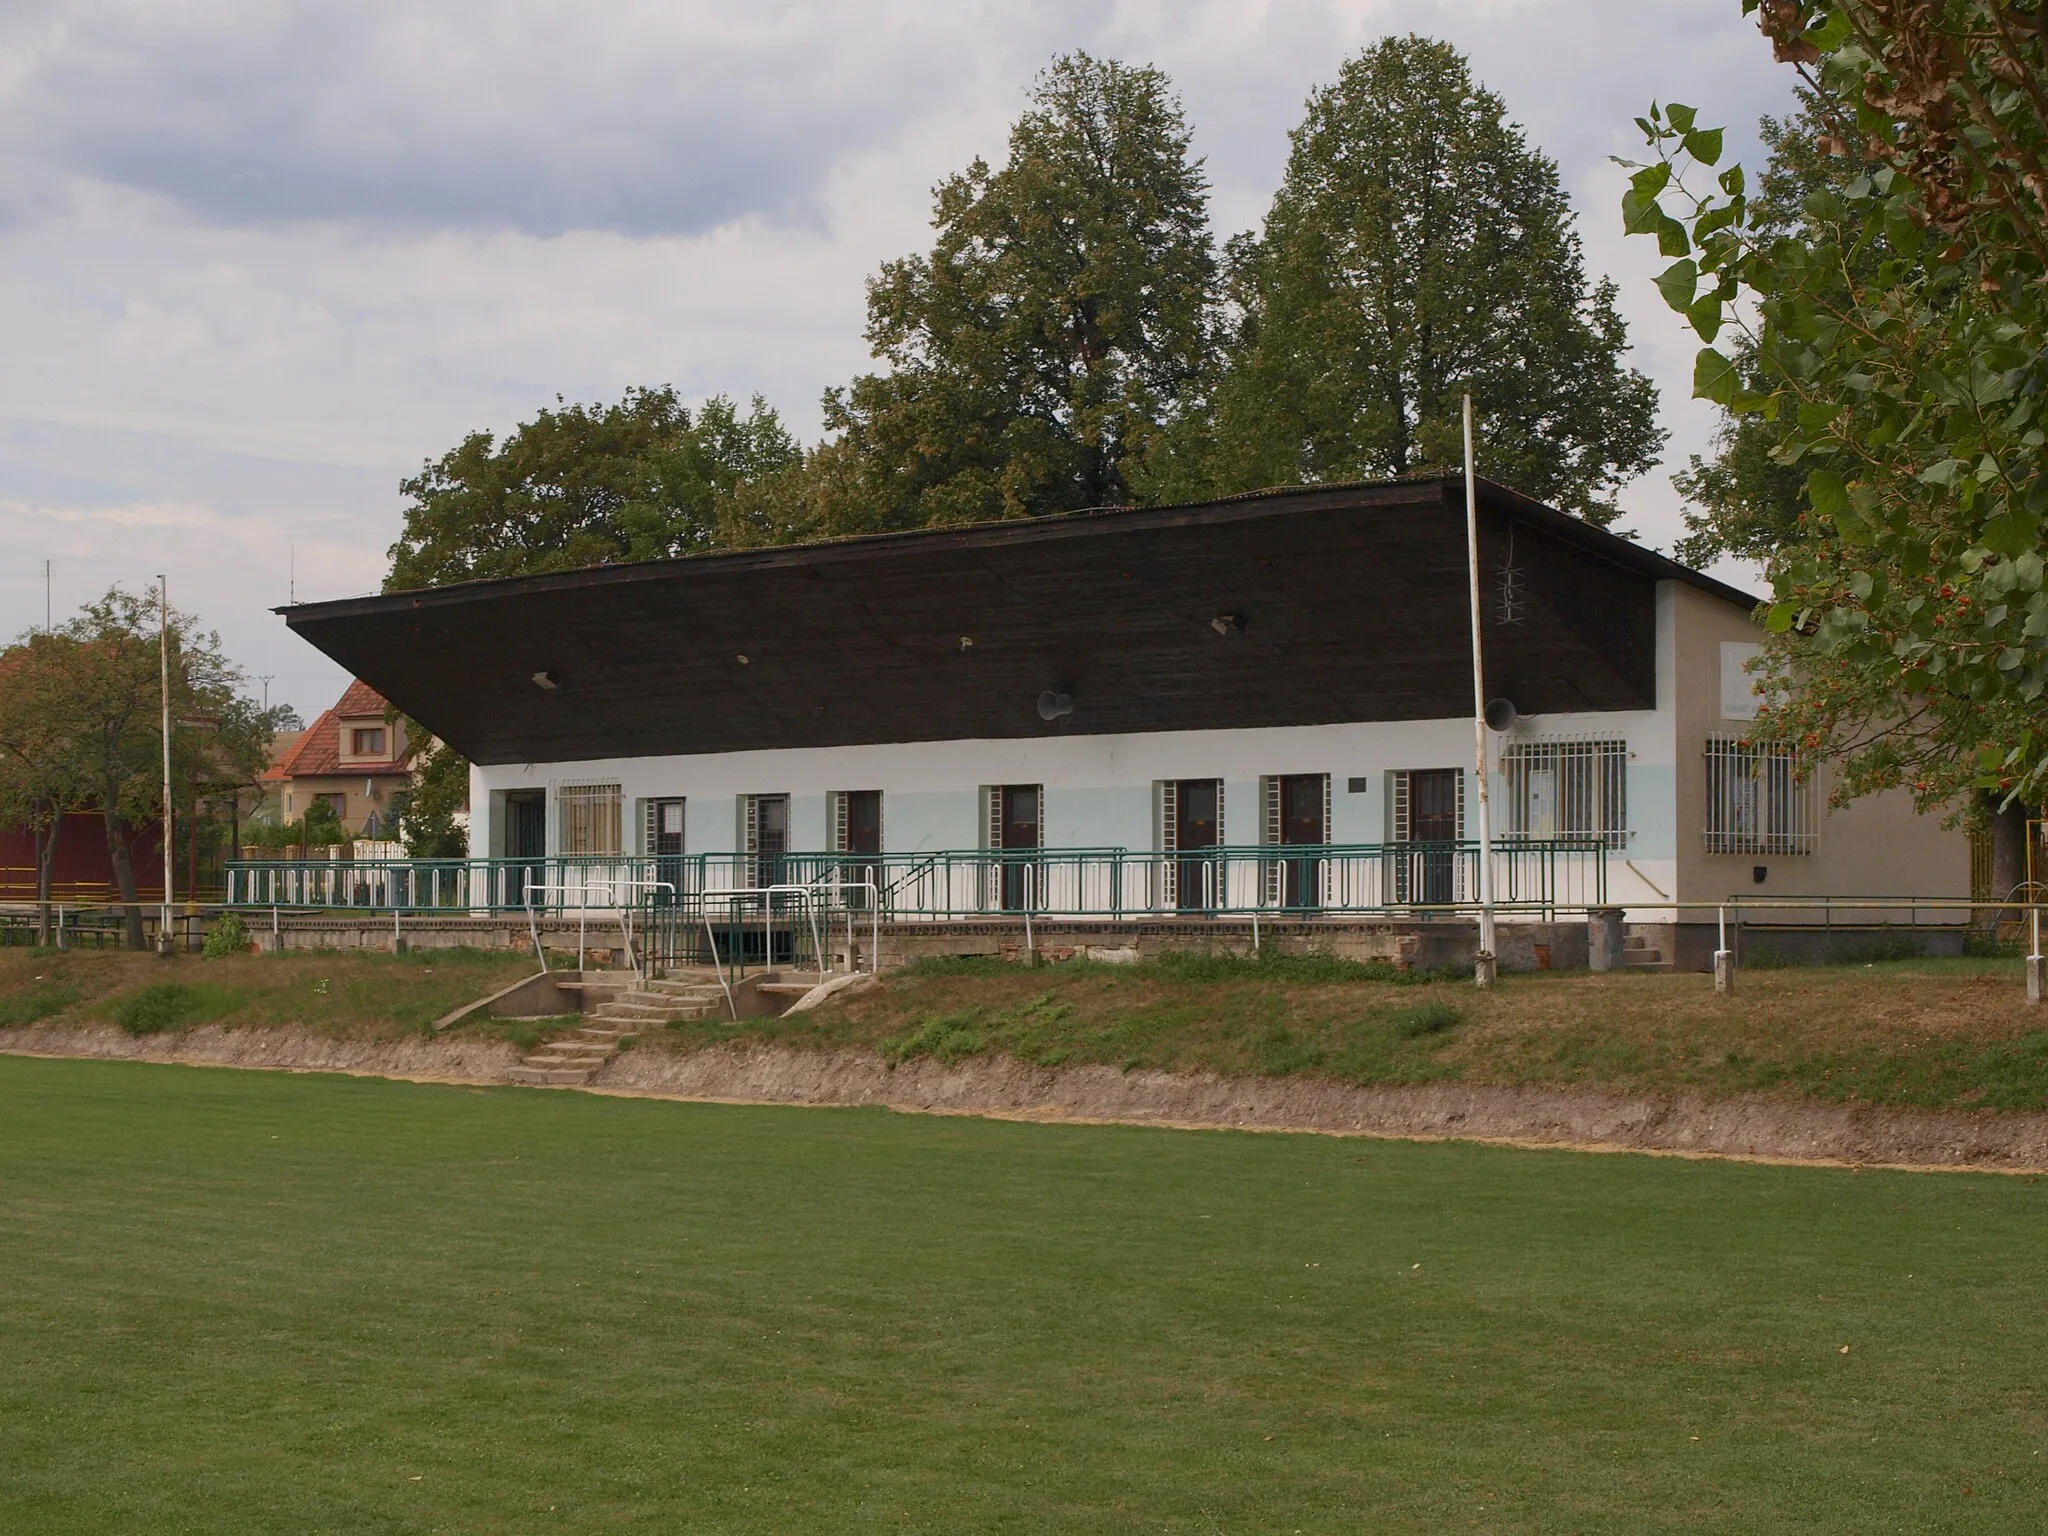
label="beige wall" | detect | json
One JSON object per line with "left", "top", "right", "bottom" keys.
{"left": 1669, "top": 582, "right": 1968, "bottom": 920}
{"left": 283, "top": 775, "right": 406, "bottom": 836}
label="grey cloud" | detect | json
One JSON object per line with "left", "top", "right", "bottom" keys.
{"left": 0, "top": 3, "right": 984, "bottom": 236}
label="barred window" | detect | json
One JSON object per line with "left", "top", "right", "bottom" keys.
{"left": 1704, "top": 739, "right": 1816, "bottom": 855}
{"left": 1501, "top": 739, "right": 1627, "bottom": 849}
{"left": 556, "top": 783, "right": 623, "bottom": 855}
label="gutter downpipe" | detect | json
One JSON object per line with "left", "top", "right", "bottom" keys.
{"left": 1463, "top": 397, "right": 1498, "bottom": 988}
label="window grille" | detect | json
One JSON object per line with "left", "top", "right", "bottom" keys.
{"left": 556, "top": 783, "right": 622, "bottom": 855}
{"left": 1501, "top": 739, "right": 1628, "bottom": 849}
{"left": 1703, "top": 738, "right": 1816, "bottom": 854}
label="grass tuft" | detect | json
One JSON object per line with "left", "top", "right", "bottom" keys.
{"left": 1390, "top": 998, "right": 1464, "bottom": 1037}
{"left": 0, "top": 980, "right": 81, "bottom": 1027}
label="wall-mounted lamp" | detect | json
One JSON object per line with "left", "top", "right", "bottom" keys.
{"left": 1210, "top": 613, "right": 1244, "bottom": 636}
{"left": 532, "top": 670, "right": 559, "bottom": 690}
{"left": 959, "top": 636, "right": 975, "bottom": 651}
{"left": 1037, "top": 690, "right": 1073, "bottom": 722}
{"left": 736, "top": 654, "right": 750, "bottom": 665}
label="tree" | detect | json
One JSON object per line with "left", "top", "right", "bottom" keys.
{"left": 0, "top": 636, "right": 82, "bottom": 944}
{"left": 386, "top": 387, "right": 799, "bottom": 590}
{"left": 814, "top": 52, "right": 1220, "bottom": 534}
{"left": 390, "top": 733, "right": 470, "bottom": 859}
{"left": 1198, "top": 36, "right": 1663, "bottom": 525}
{"left": 1624, "top": 1, "right": 2048, "bottom": 825}
{"left": 1668, "top": 99, "right": 1857, "bottom": 566}
{"left": 14, "top": 590, "right": 275, "bottom": 948}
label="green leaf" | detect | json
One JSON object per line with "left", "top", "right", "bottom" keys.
{"left": 1621, "top": 190, "right": 1664, "bottom": 236}
{"left": 1681, "top": 127, "right": 1724, "bottom": 166}
{"left": 1657, "top": 217, "right": 1692, "bottom": 258}
{"left": 1628, "top": 162, "right": 1672, "bottom": 199}
{"left": 1693, "top": 347, "right": 1739, "bottom": 406}
{"left": 1805, "top": 469, "right": 1849, "bottom": 517}
{"left": 1653, "top": 258, "right": 1698, "bottom": 311}
{"left": 1765, "top": 603, "right": 1796, "bottom": 634}
{"left": 1665, "top": 102, "right": 1697, "bottom": 134}
{"left": 1982, "top": 513, "right": 2035, "bottom": 559}
{"left": 1918, "top": 458, "right": 1964, "bottom": 489}
{"left": 1686, "top": 294, "right": 1724, "bottom": 343}
{"left": 1718, "top": 164, "right": 1745, "bottom": 197}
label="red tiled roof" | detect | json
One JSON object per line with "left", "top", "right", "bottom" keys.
{"left": 262, "top": 681, "right": 408, "bottom": 781}
{"left": 335, "top": 679, "right": 390, "bottom": 718}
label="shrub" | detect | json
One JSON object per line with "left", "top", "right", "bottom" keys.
{"left": 202, "top": 912, "right": 250, "bottom": 959}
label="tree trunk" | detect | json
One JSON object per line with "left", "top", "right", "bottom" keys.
{"left": 33, "top": 805, "right": 61, "bottom": 947}
{"left": 1987, "top": 792, "right": 2033, "bottom": 929}
{"left": 103, "top": 809, "right": 146, "bottom": 950}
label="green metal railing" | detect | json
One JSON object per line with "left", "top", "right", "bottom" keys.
{"left": 225, "top": 839, "right": 1608, "bottom": 922}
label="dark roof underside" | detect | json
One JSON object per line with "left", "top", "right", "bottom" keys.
{"left": 283, "top": 478, "right": 1754, "bottom": 767}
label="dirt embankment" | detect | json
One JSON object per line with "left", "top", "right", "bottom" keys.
{"left": 9, "top": 1025, "right": 2048, "bottom": 1173}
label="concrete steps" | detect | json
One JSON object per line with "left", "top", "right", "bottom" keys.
{"left": 1619, "top": 935, "right": 1669, "bottom": 970}
{"left": 506, "top": 972, "right": 740, "bottom": 1085}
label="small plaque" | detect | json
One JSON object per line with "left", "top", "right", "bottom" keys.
{"left": 1346, "top": 776, "right": 1369, "bottom": 794}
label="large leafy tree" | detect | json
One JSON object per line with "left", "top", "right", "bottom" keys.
{"left": 2, "top": 590, "right": 275, "bottom": 948}
{"left": 812, "top": 52, "right": 1220, "bottom": 534}
{"left": 386, "top": 387, "right": 798, "bottom": 590}
{"left": 1625, "top": 1, "right": 2048, "bottom": 856}
{"left": 1200, "top": 36, "right": 1663, "bottom": 525}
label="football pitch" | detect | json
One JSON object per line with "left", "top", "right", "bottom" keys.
{"left": 2, "top": 1056, "right": 2042, "bottom": 1532}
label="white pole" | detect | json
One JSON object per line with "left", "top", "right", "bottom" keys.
{"left": 1463, "top": 398, "right": 1497, "bottom": 987}
{"left": 158, "top": 576, "right": 175, "bottom": 955}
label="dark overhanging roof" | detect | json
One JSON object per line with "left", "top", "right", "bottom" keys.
{"left": 280, "top": 476, "right": 1761, "bottom": 767}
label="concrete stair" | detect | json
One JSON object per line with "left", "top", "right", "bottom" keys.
{"left": 506, "top": 970, "right": 737, "bottom": 1085}
{"left": 1619, "top": 934, "right": 1669, "bottom": 970}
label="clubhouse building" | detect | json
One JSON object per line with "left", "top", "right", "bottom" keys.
{"left": 278, "top": 476, "right": 1967, "bottom": 968}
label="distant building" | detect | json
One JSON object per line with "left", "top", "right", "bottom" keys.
{"left": 259, "top": 680, "right": 411, "bottom": 838}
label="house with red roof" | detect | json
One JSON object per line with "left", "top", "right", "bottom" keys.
{"left": 259, "top": 680, "right": 413, "bottom": 839}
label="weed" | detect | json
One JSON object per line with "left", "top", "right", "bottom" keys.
{"left": 1390, "top": 999, "right": 1464, "bottom": 1038}
{"left": 1148, "top": 948, "right": 1400, "bottom": 984}
{"left": 0, "top": 981, "right": 81, "bottom": 1027}
{"left": 112, "top": 983, "right": 239, "bottom": 1036}
{"left": 883, "top": 1012, "right": 989, "bottom": 1066}
{"left": 1744, "top": 944, "right": 1796, "bottom": 970}
{"left": 1840, "top": 932, "right": 1928, "bottom": 965}
{"left": 202, "top": 912, "right": 250, "bottom": 959}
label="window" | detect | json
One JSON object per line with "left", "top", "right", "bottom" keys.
{"left": 316, "top": 792, "right": 347, "bottom": 819}
{"left": 1704, "top": 738, "right": 1816, "bottom": 854}
{"left": 984, "top": 785, "right": 1041, "bottom": 912}
{"left": 644, "top": 798, "right": 686, "bottom": 857}
{"left": 349, "top": 727, "right": 386, "bottom": 756}
{"left": 830, "top": 791, "right": 883, "bottom": 855}
{"left": 1502, "top": 739, "right": 1628, "bottom": 849}
{"left": 557, "top": 783, "right": 622, "bottom": 855}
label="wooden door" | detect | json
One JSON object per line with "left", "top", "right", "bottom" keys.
{"left": 649, "top": 798, "right": 685, "bottom": 904}
{"left": 1278, "top": 774, "right": 1325, "bottom": 909}
{"left": 1174, "top": 779, "right": 1220, "bottom": 910}
{"left": 998, "top": 785, "right": 1039, "bottom": 911}
{"left": 842, "top": 790, "right": 881, "bottom": 906}
{"left": 1408, "top": 769, "right": 1459, "bottom": 905}
{"left": 506, "top": 791, "right": 546, "bottom": 906}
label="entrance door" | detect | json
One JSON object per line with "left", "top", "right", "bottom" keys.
{"left": 1278, "top": 773, "right": 1325, "bottom": 910}
{"left": 997, "top": 785, "right": 1040, "bottom": 912}
{"left": 750, "top": 794, "right": 789, "bottom": 890}
{"left": 842, "top": 790, "right": 881, "bottom": 907}
{"left": 1408, "top": 769, "right": 1460, "bottom": 905}
{"left": 648, "top": 798, "right": 685, "bottom": 904}
{"left": 506, "top": 790, "right": 545, "bottom": 907}
{"left": 1174, "top": 779, "right": 1221, "bottom": 911}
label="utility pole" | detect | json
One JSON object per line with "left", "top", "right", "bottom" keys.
{"left": 158, "top": 577, "right": 175, "bottom": 956}
{"left": 1463, "top": 396, "right": 1497, "bottom": 988}
{"left": 44, "top": 559, "right": 51, "bottom": 632}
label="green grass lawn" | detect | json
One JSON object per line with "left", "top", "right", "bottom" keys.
{"left": 2, "top": 1056, "right": 2044, "bottom": 1533}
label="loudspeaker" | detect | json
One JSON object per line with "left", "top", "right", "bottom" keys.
{"left": 1483, "top": 696, "right": 1519, "bottom": 732}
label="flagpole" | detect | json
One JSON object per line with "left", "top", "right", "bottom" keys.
{"left": 159, "top": 577, "right": 175, "bottom": 956}
{"left": 1463, "top": 396, "right": 1497, "bottom": 988}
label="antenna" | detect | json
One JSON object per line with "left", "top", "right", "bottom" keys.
{"left": 44, "top": 559, "right": 51, "bottom": 632}
{"left": 289, "top": 544, "right": 296, "bottom": 605}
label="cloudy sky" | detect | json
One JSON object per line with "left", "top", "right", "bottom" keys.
{"left": 0, "top": 0, "right": 1799, "bottom": 719}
